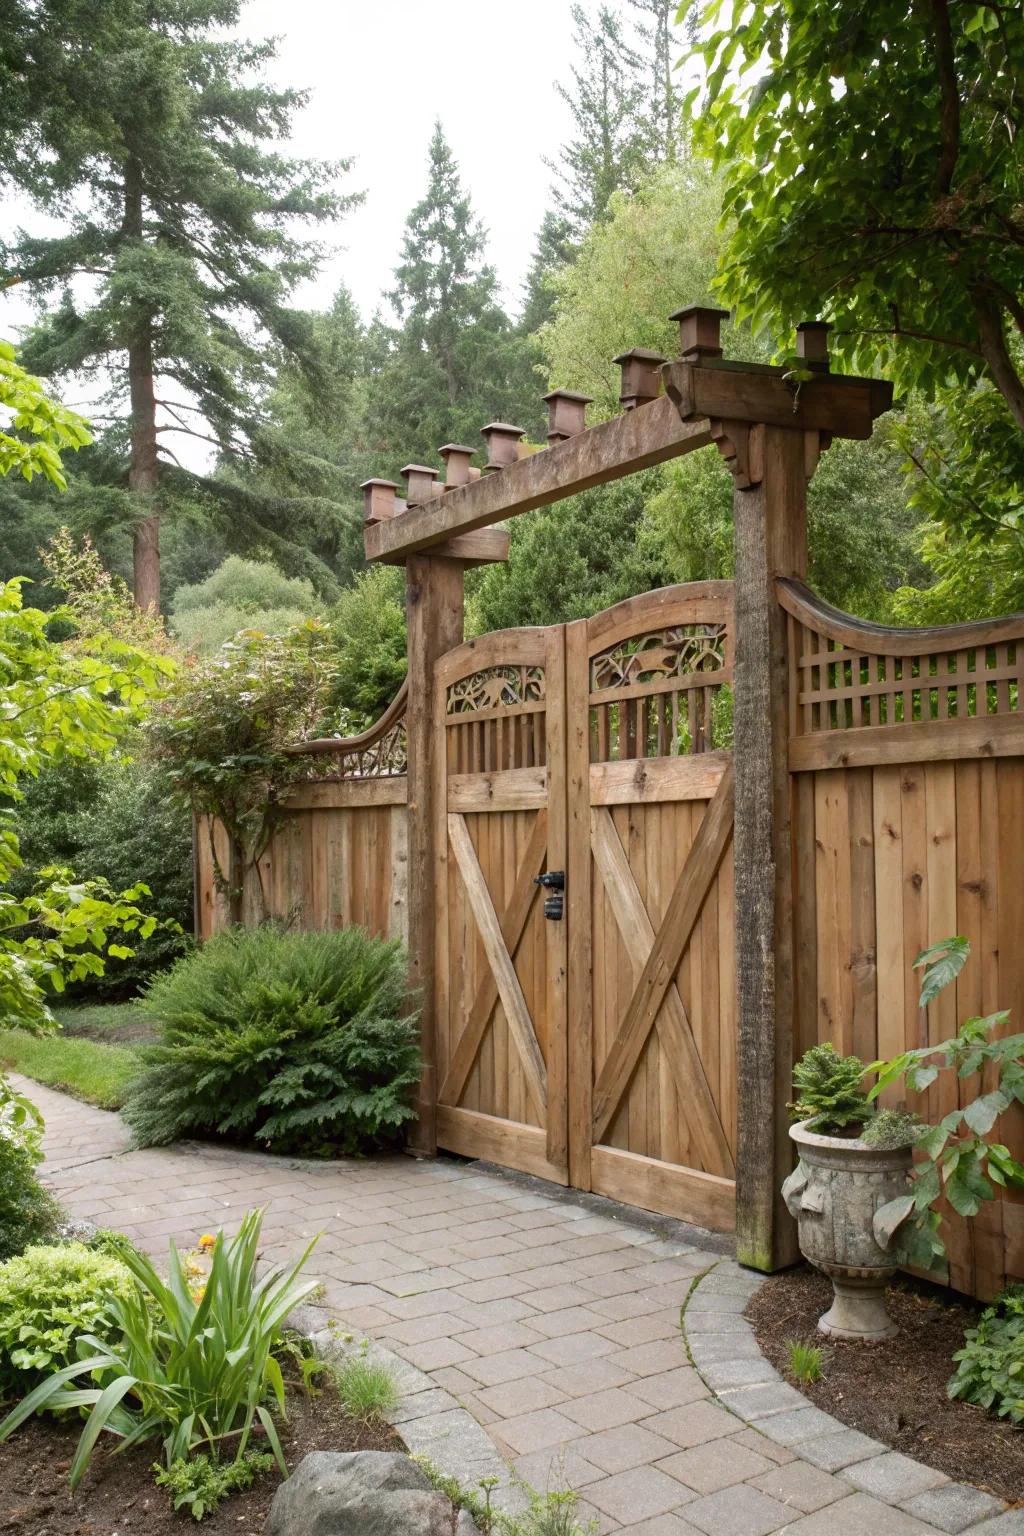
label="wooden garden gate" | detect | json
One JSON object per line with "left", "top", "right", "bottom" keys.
{"left": 433, "top": 584, "right": 739, "bottom": 1229}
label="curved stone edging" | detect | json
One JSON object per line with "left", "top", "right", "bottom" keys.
{"left": 298, "top": 1310, "right": 520, "bottom": 1516}
{"left": 681, "top": 1263, "right": 1011, "bottom": 1535}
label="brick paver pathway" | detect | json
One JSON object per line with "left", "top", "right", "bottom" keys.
{"left": 21, "top": 1080, "right": 1010, "bottom": 1536}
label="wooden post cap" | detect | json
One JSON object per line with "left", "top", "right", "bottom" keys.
{"left": 543, "top": 389, "right": 592, "bottom": 445}
{"left": 796, "top": 321, "right": 832, "bottom": 372}
{"left": 611, "top": 348, "right": 665, "bottom": 410}
{"left": 669, "top": 305, "right": 730, "bottom": 362}
{"left": 361, "top": 477, "right": 399, "bottom": 524}
{"left": 438, "top": 443, "right": 476, "bottom": 488}
{"left": 480, "top": 422, "right": 525, "bottom": 472}
{"left": 400, "top": 463, "right": 442, "bottom": 505}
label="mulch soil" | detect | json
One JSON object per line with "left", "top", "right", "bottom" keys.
{"left": 0, "top": 1387, "right": 402, "bottom": 1535}
{"left": 746, "top": 1264, "right": 1024, "bottom": 1505}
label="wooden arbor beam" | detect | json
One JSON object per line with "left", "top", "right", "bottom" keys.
{"left": 363, "top": 361, "right": 891, "bottom": 566}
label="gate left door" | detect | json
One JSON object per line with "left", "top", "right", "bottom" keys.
{"left": 433, "top": 625, "right": 569, "bottom": 1183}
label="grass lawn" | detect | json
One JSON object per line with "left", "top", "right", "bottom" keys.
{"left": 0, "top": 1010, "right": 143, "bottom": 1110}
{"left": 55, "top": 1001, "right": 158, "bottom": 1046}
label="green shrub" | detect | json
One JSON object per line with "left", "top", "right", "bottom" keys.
{"left": 331, "top": 1344, "right": 401, "bottom": 1424}
{"left": 154, "top": 1449, "right": 274, "bottom": 1521}
{"left": 785, "top": 1339, "right": 824, "bottom": 1385}
{"left": 948, "top": 1286, "right": 1024, "bottom": 1423}
{"left": 9, "top": 752, "right": 192, "bottom": 997}
{"left": 0, "top": 1209, "right": 318, "bottom": 1486}
{"left": 860, "top": 1108, "right": 923, "bottom": 1150}
{"left": 122, "top": 926, "right": 420, "bottom": 1155}
{"left": 0, "top": 1242, "right": 133, "bottom": 1397}
{"left": 0, "top": 1078, "right": 60, "bottom": 1261}
{"left": 790, "top": 1043, "right": 871, "bottom": 1134}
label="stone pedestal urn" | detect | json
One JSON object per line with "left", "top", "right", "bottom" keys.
{"left": 782, "top": 1121, "right": 914, "bottom": 1340}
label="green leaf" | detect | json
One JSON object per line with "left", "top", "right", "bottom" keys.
{"left": 915, "top": 937, "right": 971, "bottom": 1008}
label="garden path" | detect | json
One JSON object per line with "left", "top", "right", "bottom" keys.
{"left": 23, "top": 1079, "right": 1016, "bottom": 1536}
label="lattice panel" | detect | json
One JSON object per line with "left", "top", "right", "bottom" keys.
{"left": 790, "top": 621, "right": 1024, "bottom": 733}
{"left": 588, "top": 624, "right": 731, "bottom": 764}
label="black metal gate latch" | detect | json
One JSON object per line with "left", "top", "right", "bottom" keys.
{"left": 535, "top": 870, "right": 565, "bottom": 921}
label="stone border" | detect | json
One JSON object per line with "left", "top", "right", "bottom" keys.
{"left": 293, "top": 1306, "right": 520, "bottom": 1517}
{"left": 681, "top": 1262, "right": 1013, "bottom": 1536}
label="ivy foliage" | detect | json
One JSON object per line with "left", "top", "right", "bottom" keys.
{"left": 122, "top": 926, "right": 420, "bottom": 1156}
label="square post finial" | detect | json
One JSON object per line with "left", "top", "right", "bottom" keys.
{"left": 612, "top": 348, "right": 665, "bottom": 410}
{"left": 543, "top": 388, "right": 592, "bottom": 446}
{"left": 796, "top": 321, "right": 832, "bottom": 373}
{"left": 401, "top": 463, "right": 442, "bottom": 506}
{"left": 439, "top": 443, "right": 476, "bottom": 488}
{"left": 361, "top": 477, "right": 399, "bottom": 525}
{"left": 480, "top": 422, "right": 525, "bottom": 472}
{"left": 669, "top": 304, "right": 730, "bottom": 362}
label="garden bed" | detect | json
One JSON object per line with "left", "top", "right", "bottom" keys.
{"left": 746, "top": 1265, "right": 1024, "bottom": 1504}
{"left": 0, "top": 1384, "right": 402, "bottom": 1535}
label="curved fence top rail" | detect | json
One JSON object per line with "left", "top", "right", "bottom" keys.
{"left": 284, "top": 678, "right": 408, "bottom": 759}
{"left": 778, "top": 578, "right": 1024, "bottom": 656}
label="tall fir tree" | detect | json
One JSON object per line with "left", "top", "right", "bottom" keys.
{"left": 520, "top": 209, "right": 575, "bottom": 334}
{"left": 626, "top": 0, "right": 685, "bottom": 163}
{"left": 0, "top": 0, "right": 357, "bottom": 610}
{"left": 367, "top": 122, "right": 539, "bottom": 470}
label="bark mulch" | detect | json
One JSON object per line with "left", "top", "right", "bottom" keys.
{"left": 0, "top": 1386, "right": 402, "bottom": 1535}
{"left": 746, "top": 1264, "right": 1024, "bottom": 1505}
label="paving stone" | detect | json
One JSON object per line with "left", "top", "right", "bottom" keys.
{"left": 475, "top": 1374, "right": 567, "bottom": 1418}
{"left": 747, "top": 1461, "right": 852, "bottom": 1514}
{"left": 607, "top": 1340, "right": 694, "bottom": 1377}
{"left": 459, "top": 1347, "right": 551, "bottom": 1387}
{"left": 718, "top": 1380, "right": 808, "bottom": 1419}
{"left": 700, "top": 1358, "right": 781, "bottom": 1391}
{"left": 780, "top": 1491, "right": 943, "bottom": 1536}
{"left": 561, "top": 1388, "right": 655, "bottom": 1431}
{"left": 687, "top": 1332, "right": 765, "bottom": 1364}
{"left": 684, "top": 1484, "right": 794, "bottom": 1536}
{"left": 686, "top": 1290, "right": 750, "bottom": 1314}
{"left": 539, "top": 1356, "right": 639, "bottom": 1397}
{"left": 685, "top": 1311, "right": 755, "bottom": 1334}
{"left": 845, "top": 1452, "right": 948, "bottom": 1501}
{"left": 586, "top": 1465, "right": 694, "bottom": 1524}
{"left": 754, "top": 1406, "right": 843, "bottom": 1447}
{"left": 796, "top": 1428, "right": 887, "bottom": 1472}
{"left": 618, "top": 1516, "right": 703, "bottom": 1535}
{"left": 641, "top": 1400, "right": 739, "bottom": 1449}
{"left": 948, "top": 1513, "right": 1024, "bottom": 1536}
{"left": 512, "top": 1444, "right": 606, "bottom": 1492}
{"left": 901, "top": 1485, "right": 1006, "bottom": 1535}
{"left": 656, "top": 1436, "right": 776, "bottom": 1495}
{"left": 493, "top": 1407, "right": 587, "bottom": 1455}
{"left": 530, "top": 1330, "right": 616, "bottom": 1366}
{"left": 582, "top": 1422, "right": 680, "bottom": 1474}
{"left": 629, "top": 1368, "right": 710, "bottom": 1411}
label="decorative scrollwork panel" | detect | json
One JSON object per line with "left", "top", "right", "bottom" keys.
{"left": 447, "top": 664, "right": 546, "bottom": 715}
{"left": 591, "top": 626, "right": 726, "bottom": 694}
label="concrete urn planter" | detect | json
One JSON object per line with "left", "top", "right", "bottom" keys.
{"left": 782, "top": 1120, "right": 914, "bottom": 1340}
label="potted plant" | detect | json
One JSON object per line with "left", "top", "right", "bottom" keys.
{"left": 782, "top": 1043, "right": 917, "bottom": 1340}
{"left": 784, "top": 938, "right": 1024, "bottom": 1341}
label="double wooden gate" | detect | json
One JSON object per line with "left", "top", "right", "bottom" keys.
{"left": 433, "top": 584, "right": 738, "bottom": 1230}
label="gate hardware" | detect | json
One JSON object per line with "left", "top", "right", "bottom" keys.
{"left": 535, "top": 870, "right": 565, "bottom": 922}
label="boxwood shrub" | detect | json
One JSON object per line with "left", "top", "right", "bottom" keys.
{"left": 122, "top": 926, "right": 419, "bottom": 1156}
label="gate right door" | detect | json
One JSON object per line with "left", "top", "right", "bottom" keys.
{"left": 566, "top": 583, "right": 738, "bottom": 1231}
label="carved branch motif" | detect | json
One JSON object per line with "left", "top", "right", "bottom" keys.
{"left": 299, "top": 720, "right": 408, "bottom": 780}
{"left": 591, "top": 626, "right": 727, "bottom": 693}
{"left": 447, "top": 665, "right": 546, "bottom": 714}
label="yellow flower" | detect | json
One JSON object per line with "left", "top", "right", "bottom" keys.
{"left": 198, "top": 1233, "right": 216, "bottom": 1250}
{"left": 191, "top": 1286, "right": 206, "bottom": 1303}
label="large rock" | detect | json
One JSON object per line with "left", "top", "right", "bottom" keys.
{"left": 267, "top": 1450, "right": 480, "bottom": 1536}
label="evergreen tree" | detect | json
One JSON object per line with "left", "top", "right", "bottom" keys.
{"left": 626, "top": 0, "right": 685, "bottom": 163}
{"left": 547, "top": 4, "right": 647, "bottom": 238}
{"left": 0, "top": 0, "right": 357, "bottom": 611}
{"left": 367, "top": 122, "right": 539, "bottom": 470}
{"left": 519, "top": 210, "right": 575, "bottom": 334}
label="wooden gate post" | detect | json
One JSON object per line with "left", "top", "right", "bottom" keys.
{"left": 405, "top": 552, "right": 466, "bottom": 1155}
{"left": 730, "top": 424, "right": 808, "bottom": 1271}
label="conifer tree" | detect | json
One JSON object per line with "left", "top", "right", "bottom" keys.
{"left": 368, "top": 122, "right": 538, "bottom": 469}
{"left": 0, "top": 0, "right": 357, "bottom": 611}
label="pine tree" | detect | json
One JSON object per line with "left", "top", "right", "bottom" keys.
{"left": 547, "top": 4, "right": 646, "bottom": 238}
{"left": 0, "top": 0, "right": 357, "bottom": 610}
{"left": 520, "top": 210, "right": 575, "bottom": 334}
{"left": 626, "top": 0, "right": 685, "bottom": 163}
{"left": 367, "top": 122, "right": 539, "bottom": 470}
